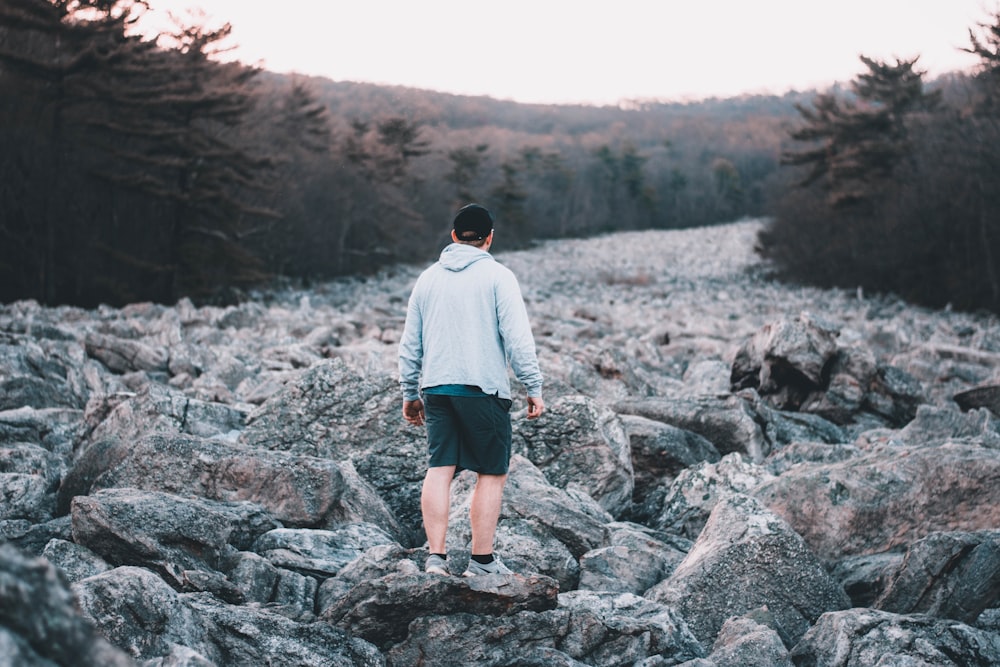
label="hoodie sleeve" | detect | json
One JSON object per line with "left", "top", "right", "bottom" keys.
{"left": 398, "top": 283, "right": 424, "bottom": 401}
{"left": 495, "top": 269, "right": 543, "bottom": 397}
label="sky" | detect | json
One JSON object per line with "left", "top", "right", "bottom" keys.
{"left": 135, "top": 0, "right": 997, "bottom": 106}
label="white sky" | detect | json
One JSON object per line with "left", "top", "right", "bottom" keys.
{"left": 136, "top": 0, "right": 996, "bottom": 106}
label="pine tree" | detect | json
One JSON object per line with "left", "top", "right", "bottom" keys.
{"left": 782, "top": 56, "right": 940, "bottom": 209}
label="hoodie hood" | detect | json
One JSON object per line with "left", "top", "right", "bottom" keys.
{"left": 438, "top": 243, "right": 492, "bottom": 272}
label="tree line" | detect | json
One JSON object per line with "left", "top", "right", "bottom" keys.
{"left": 759, "top": 11, "right": 1000, "bottom": 314}
{"left": 0, "top": 0, "right": 792, "bottom": 307}
{"left": 3, "top": 0, "right": 998, "bottom": 315}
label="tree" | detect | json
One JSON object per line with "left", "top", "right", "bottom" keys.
{"left": 782, "top": 56, "right": 940, "bottom": 209}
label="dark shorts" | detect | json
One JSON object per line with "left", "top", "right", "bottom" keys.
{"left": 423, "top": 393, "right": 513, "bottom": 474}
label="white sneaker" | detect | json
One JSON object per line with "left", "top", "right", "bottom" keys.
{"left": 462, "top": 555, "right": 513, "bottom": 577}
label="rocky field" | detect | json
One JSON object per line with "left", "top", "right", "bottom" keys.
{"left": 2, "top": 219, "right": 1000, "bottom": 666}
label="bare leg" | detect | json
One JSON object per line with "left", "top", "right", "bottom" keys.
{"left": 469, "top": 473, "right": 508, "bottom": 555}
{"left": 421, "top": 465, "right": 456, "bottom": 553}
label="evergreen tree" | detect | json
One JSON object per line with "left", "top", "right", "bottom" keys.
{"left": 782, "top": 56, "right": 940, "bottom": 209}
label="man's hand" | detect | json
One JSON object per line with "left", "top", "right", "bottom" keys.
{"left": 526, "top": 396, "right": 545, "bottom": 420}
{"left": 403, "top": 399, "right": 425, "bottom": 426}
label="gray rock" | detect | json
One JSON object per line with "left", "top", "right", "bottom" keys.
{"left": 620, "top": 414, "right": 720, "bottom": 504}
{"left": 59, "top": 432, "right": 404, "bottom": 540}
{"left": 615, "top": 393, "right": 771, "bottom": 462}
{"left": 240, "top": 359, "right": 427, "bottom": 545}
{"left": 79, "top": 383, "right": 247, "bottom": 450}
{"left": 84, "top": 332, "right": 169, "bottom": 374}
{"left": 730, "top": 314, "right": 839, "bottom": 406}
{"left": 70, "top": 488, "right": 278, "bottom": 588}
{"left": 829, "top": 551, "right": 904, "bottom": 608}
{"left": 645, "top": 494, "right": 850, "bottom": 648}
{"left": 41, "top": 538, "right": 111, "bottom": 584}
{"left": 386, "top": 596, "right": 704, "bottom": 667}
{"left": 764, "top": 441, "right": 860, "bottom": 476}
{"left": 558, "top": 591, "right": 706, "bottom": 664}
{"left": 790, "top": 608, "right": 1000, "bottom": 666}
{"left": 897, "top": 404, "right": 1000, "bottom": 448}
{"left": 252, "top": 524, "right": 398, "bottom": 577}
{"left": 706, "top": 612, "right": 793, "bottom": 667}
{"left": 513, "top": 394, "right": 634, "bottom": 518}
{"left": 74, "top": 565, "right": 383, "bottom": 666}
{"left": 754, "top": 442, "right": 1000, "bottom": 562}
{"left": 448, "top": 456, "right": 613, "bottom": 560}
{"left": 0, "top": 544, "right": 135, "bottom": 666}
{"left": 653, "top": 453, "right": 775, "bottom": 540}
{"left": 323, "top": 571, "right": 559, "bottom": 649}
{"left": 578, "top": 522, "right": 689, "bottom": 595}
{"left": 874, "top": 530, "right": 1000, "bottom": 623}
{"left": 0, "top": 443, "right": 63, "bottom": 521}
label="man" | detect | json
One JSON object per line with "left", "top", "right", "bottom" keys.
{"left": 399, "top": 203, "right": 544, "bottom": 577}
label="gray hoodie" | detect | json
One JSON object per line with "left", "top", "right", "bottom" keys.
{"left": 398, "top": 243, "right": 542, "bottom": 401}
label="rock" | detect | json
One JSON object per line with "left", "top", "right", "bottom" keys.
{"left": 323, "top": 571, "right": 559, "bottom": 649}
{"left": 829, "top": 551, "right": 904, "bottom": 608}
{"left": 874, "top": 530, "right": 1000, "bottom": 624}
{"left": 705, "top": 611, "right": 793, "bottom": 667}
{"left": 789, "top": 608, "right": 1000, "bottom": 666}
{"left": 448, "top": 456, "right": 613, "bottom": 560}
{"left": 385, "top": 593, "right": 705, "bottom": 667}
{"left": 754, "top": 442, "right": 1000, "bottom": 562}
{"left": 240, "top": 359, "right": 427, "bottom": 545}
{"left": 862, "top": 363, "right": 925, "bottom": 426}
{"left": 558, "top": 590, "right": 706, "bottom": 664}
{"left": 0, "top": 544, "right": 135, "bottom": 666}
{"left": 252, "top": 524, "right": 398, "bottom": 577}
{"left": 897, "top": 404, "right": 1000, "bottom": 448}
{"left": 79, "top": 383, "right": 247, "bottom": 450}
{"left": 578, "top": 522, "right": 689, "bottom": 595}
{"left": 85, "top": 331, "right": 169, "bottom": 374}
{"left": 58, "top": 433, "right": 405, "bottom": 540}
{"left": 730, "top": 314, "right": 839, "bottom": 407}
{"left": 645, "top": 494, "right": 850, "bottom": 648}
{"left": 620, "top": 414, "right": 720, "bottom": 505}
{"left": 0, "top": 405, "right": 85, "bottom": 457}
{"left": 74, "top": 565, "right": 383, "bottom": 666}
{"left": 764, "top": 441, "right": 860, "bottom": 476}
{"left": 70, "top": 488, "right": 278, "bottom": 588}
{"left": 513, "top": 394, "right": 634, "bottom": 518}
{"left": 614, "top": 393, "right": 771, "bottom": 461}
{"left": 0, "top": 442, "right": 63, "bottom": 522}
{"left": 653, "top": 453, "right": 775, "bottom": 540}
{"left": 40, "top": 538, "right": 111, "bottom": 584}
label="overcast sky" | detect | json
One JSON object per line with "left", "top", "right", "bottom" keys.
{"left": 137, "top": 0, "right": 995, "bottom": 106}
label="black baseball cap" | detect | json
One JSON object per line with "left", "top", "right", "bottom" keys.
{"left": 453, "top": 204, "right": 494, "bottom": 241}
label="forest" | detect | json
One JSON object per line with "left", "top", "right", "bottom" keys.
{"left": 1, "top": 0, "right": 999, "bottom": 313}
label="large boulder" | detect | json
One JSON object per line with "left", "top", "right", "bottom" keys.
{"left": 614, "top": 393, "right": 771, "bottom": 462}
{"left": 652, "top": 453, "right": 775, "bottom": 540}
{"left": 729, "top": 314, "right": 839, "bottom": 408}
{"left": 70, "top": 488, "right": 278, "bottom": 589}
{"left": 74, "top": 565, "right": 384, "bottom": 666}
{"left": 645, "top": 494, "right": 850, "bottom": 648}
{"left": 240, "top": 360, "right": 427, "bottom": 544}
{"left": 754, "top": 442, "right": 1000, "bottom": 562}
{"left": 323, "top": 570, "right": 559, "bottom": 649}
{"left": 513, "top": 394, "right": 634, "bottom": 518}
{"left": 0, "top": 544, "right": 135, "bottom": 667}
{"left": 789, "top": 608, "right": 1000, "bottom": 666}
{"left": 619, "top": 414, "right": 720, "bottom": 506}
{"left": 874, "top": 530, "right": 1000, "bottom": 624}
{"left": 447, "top": 456, "right": 613, "bottom": 561}
{"left": 384, "top": 592, "right": 705, "bottom": 667}
{"left": 58, "top": 432, "right": 405, "bottom": 540}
